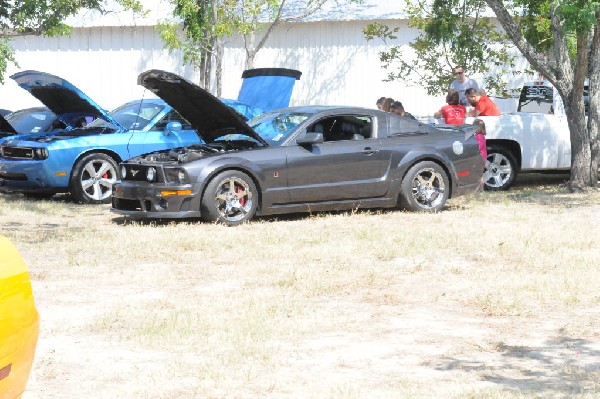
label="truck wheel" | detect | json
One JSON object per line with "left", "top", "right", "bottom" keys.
{"left": 485, "top": 146, "right": 517, "bottom": 191}
{"left": 399, "top": 161, "right": 449, "bottom": 212}
{"left": 70, "top": 153, "right": 119, "bottom": 204}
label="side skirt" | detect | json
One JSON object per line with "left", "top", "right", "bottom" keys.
{"left": 256, "top": 197, "right": 397, "bottom": 216}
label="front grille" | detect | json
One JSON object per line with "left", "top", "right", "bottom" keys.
{"left": 1, "top": 146, "right": 34, "bottom": 159}
{"left": 113, "top": 197, "right": 147, "bottom": 211}
{"left": 0, "top": 171, "right": 27, "bottom": 181}
{"left": 122, "top": 165, "right": 150, "bottom": 181}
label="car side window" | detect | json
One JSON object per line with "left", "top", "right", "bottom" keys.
{"left": 307, "top": 115, "right": 373, "bottom": 142}
{"left": 388, "top": 116, "right": 433, "bottom": 135}
{"left": 154, "top": 110, "right": 193, "bottom": 130}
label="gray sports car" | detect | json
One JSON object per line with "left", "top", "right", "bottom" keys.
{"left": 112, "top": 70, "right": 484, "bottom": 225}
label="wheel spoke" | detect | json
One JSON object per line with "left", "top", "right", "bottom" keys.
{"left": 498, "top": 164, "right": 512, "bottom": 174}
{"left": 83, "top": 162, "right": 98, "bottom": 177}
{"left": 96, "top": 162, "right": 111, "bottom": 177}
{"left": 81, "top": 177, "right": 95, "bottom": 190}
{"left": 98, "top": 178, "right": 114, "bottom": 189}
{"left": 216, "top": 192, "right": 228, "bottom": 201}
{"left": 491, "top": 153, "right": 504, "bottom": 164}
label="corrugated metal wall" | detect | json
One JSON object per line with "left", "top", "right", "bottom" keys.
{"left": 1, "top": 20, "right": 528, "bottom": 116}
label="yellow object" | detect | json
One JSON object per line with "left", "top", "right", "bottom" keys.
{"left": 0, "top": 235, "right": 39, "bottom": 399}
{"left": 160, "top": 190, "right": 192, "bottom": 196}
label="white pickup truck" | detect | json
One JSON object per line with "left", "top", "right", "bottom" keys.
{"left": 461, "top": 80, "right": 583, "bottom": 190}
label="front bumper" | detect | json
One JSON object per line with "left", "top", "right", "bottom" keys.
{"left": 111, "top": 180, "right": 203, "bottom": 219}
{"left": 0, "top": 159, "right": 69, "bottom": 193}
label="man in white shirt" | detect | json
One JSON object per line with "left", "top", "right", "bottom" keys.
{"left": 450, "top": 65, "right": 483, "bottom": 107}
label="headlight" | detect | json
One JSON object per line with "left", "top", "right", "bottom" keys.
{"left": 121, "top": 165, "right": 127, "bottom": 178}
{"left": 164, "top": 167, "right": 190, "bottom": 183}
{"left": 33, "top": 148, "right": 49, "bottom": 160}
{"left": 146, "top": 167, "right": 157, "bottom": 182}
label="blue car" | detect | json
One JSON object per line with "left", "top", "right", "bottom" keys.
{"left": 0, "top": 68, "right": 301, "bottom": 203}
{"left": 0, "top": 106, "right": 99, "bottom": 142}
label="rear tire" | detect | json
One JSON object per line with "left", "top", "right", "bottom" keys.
{"left": 201, "top": 170, "right": 258, "bottom": 226}
{"left": 400, "top": 161, "right": 449, "bottom": 212}
{"left": 485, "top": 146, "right": 517, "bottom": 191}
{"left": 70, "top": 153, "right": 119, "bottom": 204}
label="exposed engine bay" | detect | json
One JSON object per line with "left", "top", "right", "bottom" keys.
{"left": 134, "top": 139, "right": 262, "bottom": 164}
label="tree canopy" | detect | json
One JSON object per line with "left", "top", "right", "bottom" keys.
{"left": 363, "top": 0, "right": 520, "bottom": 98}
{"left": 0, "top": 0, "right": 143, "bottom": 82}
{"left": 157, "top": 0, "right": 355, "bottom": 95}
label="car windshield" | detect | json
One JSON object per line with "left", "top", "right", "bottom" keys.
{"left": 5, "top": 109, "right": 56, "bottom": 133}
{"left": 87, "top": 102, "right": 166, "bottom": 131}
{"left": 249, "top": 111, "right": 311, "bottom": 146}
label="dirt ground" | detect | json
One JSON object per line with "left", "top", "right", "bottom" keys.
{"left": 3, "top": 173, "right": 600, "bottom": 398}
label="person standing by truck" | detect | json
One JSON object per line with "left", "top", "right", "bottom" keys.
{"left": 433, "top": 89, "right": 466, "bottom": 124}
{"left": 449, "top": 65, "right": 482, "bottom": 107}
{"left": 465, "top": 88, "right": 500, "bottom": 117}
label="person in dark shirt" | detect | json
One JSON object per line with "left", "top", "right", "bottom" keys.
{"left": 390, "top": 101, "right": 416, "bottom": 119}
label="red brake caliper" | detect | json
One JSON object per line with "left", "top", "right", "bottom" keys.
{"left": 236, "top": 183, "right": 246, "bottom": 206}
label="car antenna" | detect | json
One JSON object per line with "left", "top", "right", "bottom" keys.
{"left": 132, "top": 87, "right": 147, "bottom": 130}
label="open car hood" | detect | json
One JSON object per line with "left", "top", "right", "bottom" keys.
{"left": 0, "top": 113, "right": 17, "bottom": 135}
{"left": 237, "top": 68, "right": 301, "bottom": 112}
{"left": 10, "top": 70, "right": 124, "bottom": 130}
{"left": 138, "top": 69, "right": 267, "bottom": 145}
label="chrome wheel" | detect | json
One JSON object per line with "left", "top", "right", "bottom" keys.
{"left": 71, "top": 153, "right": 119, "bottom": 203}
{"left": 203, "top": 171, "right": 259, "bottom": 225}
{"left": 410, "top": 167, "right": 446, "bottom": 209}
{"left": 80, "top": 159, "right": 117, "bottom": 201}
{"left": 400, "top": 161, "right": 449, "bottom": 212}
{"left": 484, "top": 148, "right": 517, "bottom": 190}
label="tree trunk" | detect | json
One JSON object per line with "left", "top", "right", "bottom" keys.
{"left": 563, "top": 98, "right": 592, "bottom": 190}
{"left": 244, "top": 31, "right": 256, "bottom": 70}
{"left": 589, "top": 12, "right": 600, "bottom": 186}
{"left": 486, "top": 0, "right": 598, "bottom": 189}
{"left": 214, "top": 39, "right": 224, "bottom": 97}
{"left": 562, "top": 31, "right": 592, "bottom": 190}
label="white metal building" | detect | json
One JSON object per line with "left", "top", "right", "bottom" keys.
{"left": 0, "top": 0, "right": 529, "bottom": 117}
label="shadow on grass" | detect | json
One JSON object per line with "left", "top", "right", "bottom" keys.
{"left": 433, "top": 333, "right": 600, "bottom": 396}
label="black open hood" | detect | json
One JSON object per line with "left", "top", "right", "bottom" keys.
{"left": 0, "top": 114, "right": 17, "bottom": 135}
{"left": 10, "top": 70, "right": 123, "bottom": 129}
{"left": 137, "top": 70, "right": 266, "bottom": 145}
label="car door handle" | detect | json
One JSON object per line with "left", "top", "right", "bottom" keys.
{"left": 362, "top": 147, "right": 379, "bottom": 155}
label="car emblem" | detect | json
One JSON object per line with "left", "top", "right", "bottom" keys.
{"left": 452, "top": 141, "right": 464, "bottom": 155}
{"left": 131, "top": 169, "right": 139, "bottom": 177}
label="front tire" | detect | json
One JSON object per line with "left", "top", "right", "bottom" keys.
{"left": 70, "top": 153, "right": 119, "bottom": 204}
{"left": 400, "top": 161, "right": 449, "bottom": 212}
{"left": 484, "top": 146, "right": 517, "bottom": 191}
{"left": 201, "top": 170, "right": 258, "bottom": 226}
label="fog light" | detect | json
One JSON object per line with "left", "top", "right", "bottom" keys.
{"left": 146, "top": 167, "right": 156, "bottom": 182}
{"left": 121, "top": 166, "right": 127, "bottom": 178}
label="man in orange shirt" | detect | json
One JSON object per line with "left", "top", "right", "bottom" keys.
{"left": 465, "top": 88, "right": 500, "bottom": 116}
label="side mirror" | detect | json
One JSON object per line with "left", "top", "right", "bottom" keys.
{"left": 296, "top": 132, "right": 324, "bottom": 145}
{"left": 163, "top": 121, "right": 182, "bottom": 136}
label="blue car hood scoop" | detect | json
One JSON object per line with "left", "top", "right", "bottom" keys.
{"left": 10, "top": 70, "right": 125, "bottom": 131}
{"left": 138, "top": 69, "right": 269, "bottom": 145}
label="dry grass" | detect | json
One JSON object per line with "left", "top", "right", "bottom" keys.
{"left": 2, "top": 173, "right": 600, "bottom": 398}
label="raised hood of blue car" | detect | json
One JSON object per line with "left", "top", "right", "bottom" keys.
{"left": 237, "top": 68, "right": 301, "bottom": 112}
{"left": 10, "top": 70, "right": 124, "bottom": 130}
{"left": 138, "top": 69, "right": 268, "bottom": 145}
